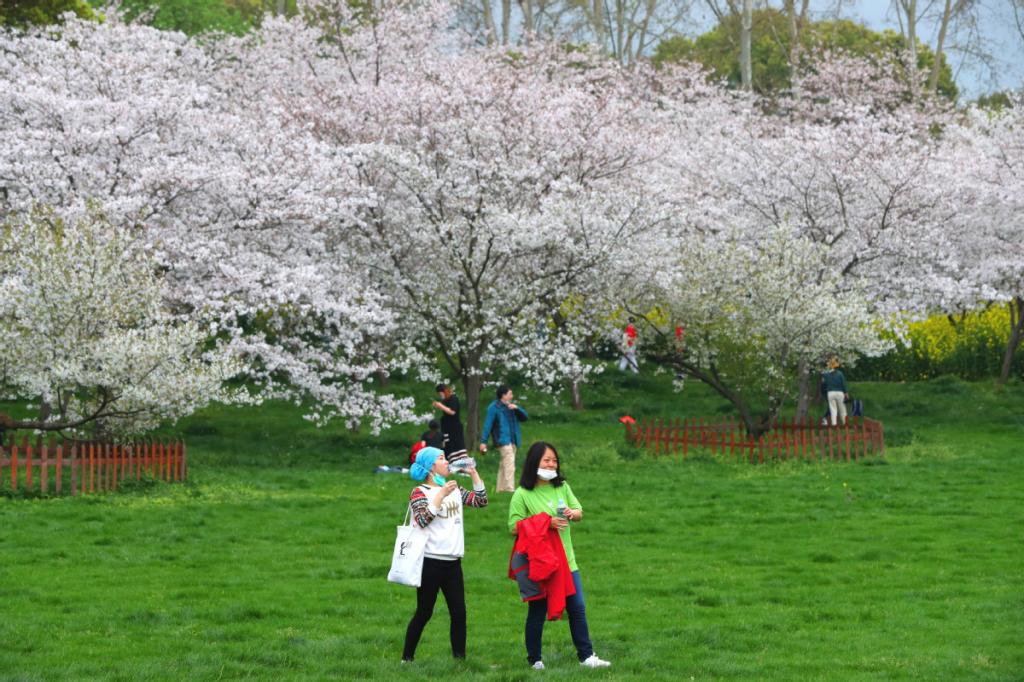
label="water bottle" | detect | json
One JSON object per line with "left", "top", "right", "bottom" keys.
{"left": 448, "top": 457, "right": 476, "bottom": 476}
{"left": 557, "top": 498, "right": 568, "bottom": 522}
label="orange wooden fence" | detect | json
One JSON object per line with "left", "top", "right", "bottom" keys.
{"left": 624, "top": 416, "right": 884, "bottom": 463}
{"left": 0, "top": 436, "right": 186, "bottom": 495}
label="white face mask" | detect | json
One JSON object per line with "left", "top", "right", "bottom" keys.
{"left": 536, "top": 468, "right": 558, "bottom": 481}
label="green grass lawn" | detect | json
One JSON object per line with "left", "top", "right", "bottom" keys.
{"left": 1, "top": 371, "right": 1022, "bottom": 680}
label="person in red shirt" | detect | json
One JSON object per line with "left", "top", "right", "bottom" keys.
{"left": 674, "top": 322, "right": 687, "bottom": 383}
{"left": 617, "top": 317, "right": 639, "bottom": 373}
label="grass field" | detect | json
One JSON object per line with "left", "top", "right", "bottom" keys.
{"left": 1, "top": 370, "right": 1022, "bottom": 681}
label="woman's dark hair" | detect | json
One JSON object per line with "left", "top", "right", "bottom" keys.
{"left": 428, "top": 419, "right": 439, "bottom": 430}
{"left": 519, "top": 441, "right": 564, "bottom": 490}
{"left": 496, "top": 384, "right": 512, "bottom": 401}
{"left": 435, "top": 383, "right": 448, "bottom": 393}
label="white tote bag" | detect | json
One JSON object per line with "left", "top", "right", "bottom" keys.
{"left": 388, "top": 505, "right": 427, "bottom": 587}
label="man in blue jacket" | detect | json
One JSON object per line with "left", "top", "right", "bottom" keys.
{"left": 479, "top": 384, "right": 528, "bottom": 492}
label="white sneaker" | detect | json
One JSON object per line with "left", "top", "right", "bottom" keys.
{"left": 580, "top": 654, "right": 611, "bottom": 668}
{"left": 531, "top": 661, "right": 545, "bottom": 670}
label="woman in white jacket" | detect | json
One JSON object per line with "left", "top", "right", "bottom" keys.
{"left": 402, "top": 447, "right": 488, "bottom": 662}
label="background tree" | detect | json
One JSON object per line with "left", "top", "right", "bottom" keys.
{"left": 0, "top": 11, "right": 420, "bottom": 434}
{"left": 0, "top": 0, "right": 94, "bottom": 27}
{"left": 296, "top": 39, "right": 675, "bottom": 444}
{"left": 627, "top": 224, "right": 890, "bottom": 437}
{"left": 889, "top": 0, "right": 980, "bottom": 97}
{"left": 236, "top": 0, "right": 694, "bottom": 437}
{"left": 454, "top": 0, "right": 700, "bottom": 64}
{"left": 940, "top": 99, "right": 1024, "bottom": 384}
{"left": 740, "top": 0, "right": 752, "bottom": 89}
{"left": 658, "top": 52, "right": 960, "bottom": 417}
{"left": 102, "top": 0, "right": 264, "bottom": 35}
{"left": 1, "top": 0, "right": 1015, "bottom": 443}
{"left": 0, "top": 209, "right": 241, "bottom": 437}
{"left": 653, "top": 8, "right": 958, "bottom": 98}
{"left": 1014, "top": 0, "right": 1024, "bottom": 43}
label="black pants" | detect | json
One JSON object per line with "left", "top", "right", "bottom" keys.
{"left": 402, "top": 557, "right": 466, "bottom": 661}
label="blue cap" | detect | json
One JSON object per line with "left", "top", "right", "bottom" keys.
{"left": 410, "top": 447, "right": 444, "bottom": 481}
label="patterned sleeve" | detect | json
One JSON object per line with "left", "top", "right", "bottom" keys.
{"left": 461, "top": 484, "right": 488, "bottom": 508}
{"left": 410, "top": 486, "right": 435, "bottom": 528}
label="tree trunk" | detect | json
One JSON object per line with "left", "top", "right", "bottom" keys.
{"left": 784, "top": 0, "right": 799, "bottom": 64}
{"left": 654, "top": 352, "right": 776, "bottom": 439}
{"left": 999, "top": 296, "right": 1024, "bottom": 385}
{"left": 740, "top": 0, "right": 753, "bottom": 91}
{"left": 928, "top": 0, "right": 953, "bottom": 93}
{"left": 795, "top": 358, "right": 812, "bottom": 421}
{"left": 899, "top": 0, "right": 920, "bottom": 98}
{"left": 615, "top": 0, "right": 625, "bottom": 64}
{"left": 738, "top": 400, "right": 775, "bottom": 440}
{"left": 740, "top": 400, "right": 784, "bottom": 441}
{"left": 501, "top": 0, "right": 511, "bottom": 45}
{"left": 1013, "top": 0, "right": 1024, "bottom": 44}
{"left": 480, "top": 0, "right": 497, "bottom": 45}
{"left": 592, "top": 0, "right": 605, "bottom": 48}
{"left": 783, "top": 0, "right": 809, "bottom": 68}
{"left": 632, "top": 0, "right": 657, "bottom": 66}
{"left": 276, "top": 0, "right": 286, "bottom": 16}
{"left": 38, "top": 399, "right": 53, "bottom": 423}
{"left": 570, "top": 378, "right": 583, "bottom": 411}
{"left": 462, "top": 373, "right": 485, "bottom": 453}
{"left": 521, "top": 0, "right": 534, "bottom": 40}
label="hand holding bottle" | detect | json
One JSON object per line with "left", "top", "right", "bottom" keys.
{"left": 550, "top": 515, "right": 568, "bottom": 530}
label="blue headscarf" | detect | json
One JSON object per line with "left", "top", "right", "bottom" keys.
{"left": 410, "top": 447, "right": 444, "bottom": 482}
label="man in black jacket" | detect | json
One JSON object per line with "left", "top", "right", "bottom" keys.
{"left": 432, "top": 383, "right": 467, "bottom": 462}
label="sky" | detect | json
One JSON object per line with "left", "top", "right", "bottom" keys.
{"left": 690, "top": 1, "right": 1024, "bottom": 99}
{"left": 849, "top": 1, "right": 1024, "bottom": 98}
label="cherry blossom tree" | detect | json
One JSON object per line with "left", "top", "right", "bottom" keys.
{"left": 0, "top": 209, "right": 241, "bottom": 437}
{"left": 688, "top": 54, "right": 958, "bottom": 311}
{"left": 939, "top": 99, "right": 1024, "bottom": 384}
{"left": 301, "top": 43, "right": 676, "bottom": 443}
{"left": 2, "top": 2, "right": 1004, "bottom": 442}
{"left": 661, "top": 53, "right": 961, "bottom": 417}
{"left": 196, "top": 0, "right": 695, "bottom": 439}
{"left": 0, "top": 12, "right": 421, "bottom": 433}
{"left": 626, "top": 224, "right": 891, "bottom": 437}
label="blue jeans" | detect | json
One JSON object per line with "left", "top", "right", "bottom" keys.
{"left": 525, "top": 570, "right": 594, "bottom": 664}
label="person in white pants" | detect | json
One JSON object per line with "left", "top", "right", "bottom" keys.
{"left": 617, "top": 318, "right": 639, "bottom": 373}
{"left": 479, "top": 385, "right": 528, "bottom": 492}
{"left": 822, "top": 356, "right": 849, "bottom": 426}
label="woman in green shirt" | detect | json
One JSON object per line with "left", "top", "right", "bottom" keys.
{"left": 507, "top": 441, "right": 611, "bottom": 670}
